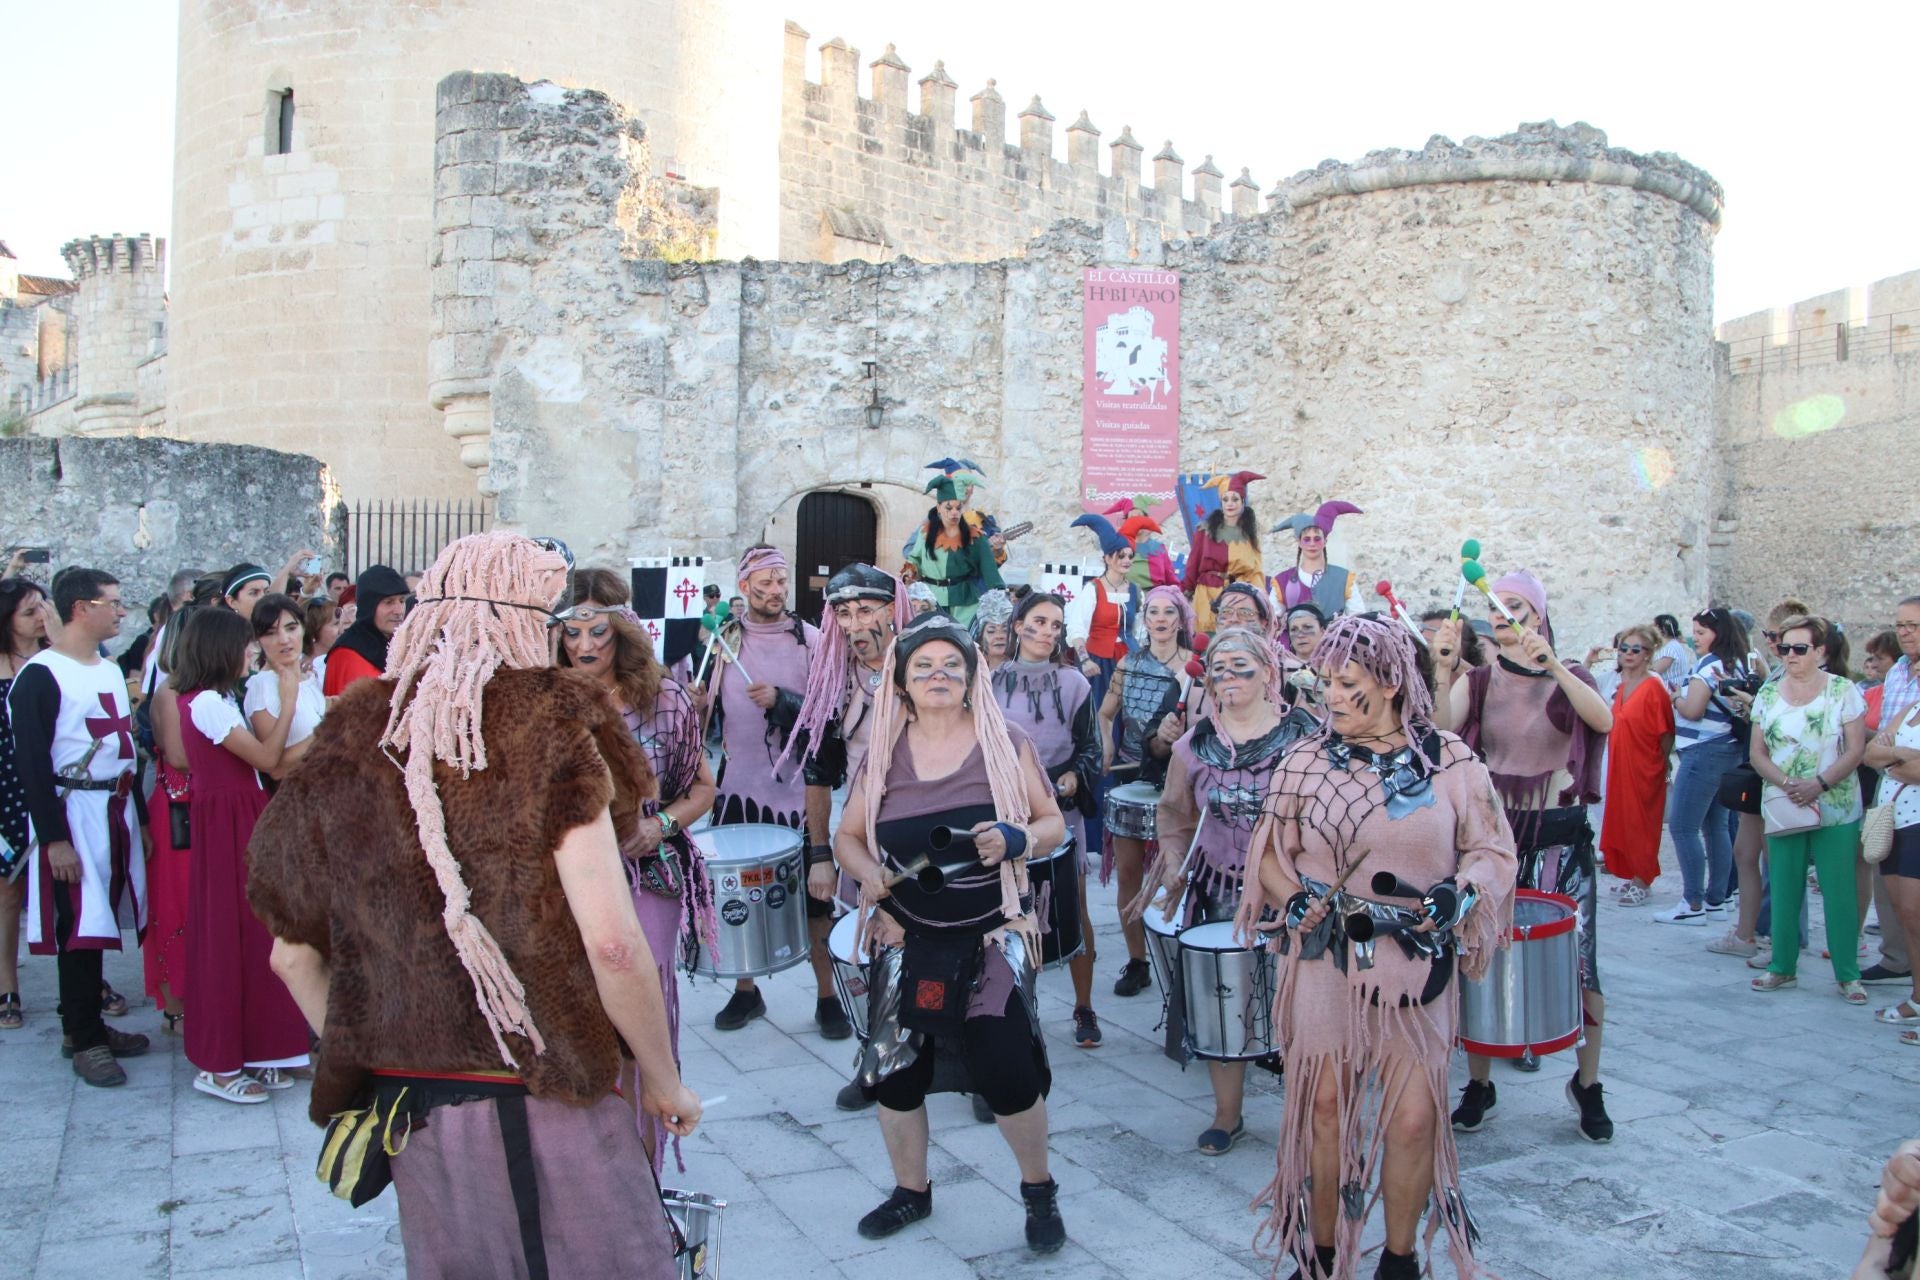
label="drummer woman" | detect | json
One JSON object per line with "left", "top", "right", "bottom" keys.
{"left": 1138, "top": 626, "right": 1315, "bottom": 1154}
{"left": 557, "top": 567, "right": 717, "bottom": 1167}
{"left": 834, "top": 613, "right": 1069, "bottom": 1253}
{"left": 1239, "top": 614, "right": 1516, "bottom": 1280}
{"left": 1097, "top": 585, "right": 1198, "bottom": 997}
{"left": 1432, "top": 569, "right": 1613, "bottom": 1141}
{"left": 992, "top": 593, "right": 1104, "bottom": 1047}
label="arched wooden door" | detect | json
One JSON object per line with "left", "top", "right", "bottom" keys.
{"left": 794, "top": 490, "right": 878, "bottom": 620}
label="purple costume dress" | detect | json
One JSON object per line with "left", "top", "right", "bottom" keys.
{"left": 618, "top": 676, "right": 714, "bottom": 1171}
{"left": 990, "top": 659, "right": 1101, "bottom": 868}
{"left": 1147, "top": 711, "right": 1314, "bottom": 1062}
{"left": 710, "top": 616, "right": 818, "bottom": 830}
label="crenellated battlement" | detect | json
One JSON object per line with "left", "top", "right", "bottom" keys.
{"left": 778, "top": 24, "right": 1252, "bottom": 263}
{"left": 60, "top": 233, "right": 167, "bottom": 279}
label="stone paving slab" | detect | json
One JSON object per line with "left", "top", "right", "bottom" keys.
{"left": 3, "top": 855, "right": 1909, "bottom": 1278}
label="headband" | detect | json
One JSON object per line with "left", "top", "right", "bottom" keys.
{"left": 224, "top": 566, "right": 270, "bottom": 597}
{"left": 737, "top": 546, "right": 789, "bottom": 585}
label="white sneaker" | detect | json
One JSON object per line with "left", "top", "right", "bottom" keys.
{"left": 1653, "top": 902, "right": 1709, "bottom": 926}
{"left": 1703, "top": 901, "right": 1729, "bottom": 915}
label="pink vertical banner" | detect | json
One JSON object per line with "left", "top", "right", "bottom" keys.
{"left": 1081, "top": 268, "right": 1181, "bottom": 521}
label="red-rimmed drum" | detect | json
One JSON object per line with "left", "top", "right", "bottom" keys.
{"left": 1458, "top": 888, "right": 1581, "bottom": 1058}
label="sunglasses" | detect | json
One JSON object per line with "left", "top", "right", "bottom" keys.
{"left": 1618, "top": 644, "right": 1648, "bottom": 655}
{"left": 1775, "top": 642, "right": 1814, "bottom": 656}
{"left": 1761, "top": 630, "right": 1780, "bottom": 642}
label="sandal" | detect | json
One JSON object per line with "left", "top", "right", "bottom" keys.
{"left": 1196, "top": 1118, "right": 1246, "bottom": 1155}
{"left": 1874, "top": 1001, "right": 1920, "bottom": 1025}
{"left": 1901, "top": 1030, "right": 1920, "bottom": 1048}
{"left": 1751, "top": 973, "right": 1797, "bottom": 992}
{"left": 1839, "top": 981, "right": 1869, "bottom": 1005}
{"left": 99, "top": 984, "right": 129, "bottom": 1018}
{"left": 1617, "top": 884, "right": 1651, "bottom": 907}
{"left": 161, "top": 1011, "right": 184, "bottom": 1037}
{"left": 194, "top": 1070, "right": 269, "bottom": 1104}
{"left": 0, "top": 993, "right": 20, "bottom": 1030}
{"left": 245, "top": 1066, "right": 305, "bottom": 1090}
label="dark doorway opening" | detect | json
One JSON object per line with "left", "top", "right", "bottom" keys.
{"left": 794, "top": 490, "right": 877, "bottom": 620}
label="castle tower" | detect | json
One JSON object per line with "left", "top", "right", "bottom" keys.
{"left": 170, "top": 0, "right": 783, "bottom": 501}
{"left": 59, "top": 234, "right": 167, "bottom": 437}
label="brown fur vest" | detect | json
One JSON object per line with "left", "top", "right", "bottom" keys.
{"left": 247, "top": 666, "right": 655, "bottom": 1124}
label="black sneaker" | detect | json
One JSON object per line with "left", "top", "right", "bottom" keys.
{"left": 1285, "top": 1245, "right": 1339, "bottom": 1279}
{"left": 1072, "top": 1006, "right": 1102, "bottom": 1048}
{"left": 60, "top": 1025, "right": 150, "bottom": 1060}
{"left": 1375, "top": 1247, "right": 1420, "bottom": 1279}
{"left": 1860, "top": 963, "right": 1913, "bottom": 985}
{"left": 1451, "top": 1079, "right": 1496, "bottom": 1132}
{"left": 1020, "top": 1178, "right": 1067, "bottom": 1254}
{"left": 1566, "top": 1074, "right": 1614, "bottom": 1143}
{"left": 1511, "top": 1050, "right": 1540, "bottom": 1073}
{"left": 971, "top": 1093, "right": 995, "bottom": 1124}
{"left": 835, "top": 1081, "right": 874, "bottom": 1112}
{"left": 712, "top": 987, "right": 766, "bottom": 1031}
{"left": 1113, "top": 959, "right": 1152, "bottom": 997}
{"left": 816, "top": 996, "right": 852, "bottom": 1041}
{"left": 858, "top": 1184, "right": 932, "bottom": 1239}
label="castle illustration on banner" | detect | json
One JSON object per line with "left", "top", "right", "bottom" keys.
{"left": 1093, "top": 305, "right": 1172, "bottom": 402}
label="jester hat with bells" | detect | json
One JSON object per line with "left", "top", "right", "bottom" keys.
{"left": 1102, "top": 495, "right": 1164, "bottom": 548}
{"left": 380, "top": 531, "right": 579, "bottom": 1067}
{"left": 1273, "top": 500, "right": 1363, "bottom": 538}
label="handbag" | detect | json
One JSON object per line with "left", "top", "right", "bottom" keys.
{"left": 1863, "top": 783, "right": 1905, "bottom": 865}
{"left": 1761, "top": 789, "right": 1822, "bottom": 837}
{"left": 1716, "top": 763, "right": 1764, "bottom": 815}
{"left": 896, "top": 930, "right": 983, "bottom": 1038}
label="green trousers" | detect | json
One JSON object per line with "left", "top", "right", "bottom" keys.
{"left": 1766, "top": 820, "right": 1862, "bottom": 982}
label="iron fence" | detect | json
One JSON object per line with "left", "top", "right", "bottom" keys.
{"left": 343, "top": 499, "right": 490, "bottom": 578}
{"left": 1721, "top": 308, "right": 1920, "bottom": 377}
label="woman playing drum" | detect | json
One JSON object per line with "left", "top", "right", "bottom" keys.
{"left": 992, "top": 592, "right": 1105, "bottom": 1047}
{"left": 833, "top": 613, "right": 1070, "bottom": 1254}
{"left": 1096, "top": 585, "right": 1197, "bottom": 996}
{"left": 557, "top": 567, "right": 717, "bottom": 1168}
{"left": 1137, "top": 626, "right": 1315, "bottom": 1153}
{"left": 1239, "top": 614, "right": 1515, "bottom": 1280}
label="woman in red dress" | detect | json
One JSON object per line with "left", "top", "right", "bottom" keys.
{"left": 142, "top": 608, "right": 199, "bottom": 1032}
{"left": 172, "top": 607, "right": 311, "bottom": 1103}
{"left": 1600, "top": 623, "right": 1675, "bottom": 905}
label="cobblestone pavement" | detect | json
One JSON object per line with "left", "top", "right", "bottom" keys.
{"left": 4, "top": 856, "right": 1911, "bottom": 1279}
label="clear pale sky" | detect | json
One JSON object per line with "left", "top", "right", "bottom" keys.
{"left": 4, "top": 0, "right": 1915, "bottom": 323}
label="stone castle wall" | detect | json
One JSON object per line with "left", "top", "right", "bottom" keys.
{"left": 777, "top": 24, "right": 1250, "bottom": 265}
{"left": 440, "top": 77, "right": 1721, "bottom": 651}
{"left": 1712, "top": 269, "right": 1920, "bottom": 637}
{"left": 0, "top": 436, "right": 338, "bottom": 623}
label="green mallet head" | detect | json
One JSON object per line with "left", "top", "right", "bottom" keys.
{"left": 1461, "top": 559, "right": 1487, "bottom": 588}
{"left": 1460, "top": 539, "right": 1481, "bottom": 562}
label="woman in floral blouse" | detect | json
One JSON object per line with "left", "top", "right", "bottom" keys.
{"left": 1748, "top": 615, "right": 1870, "bottom": 1003}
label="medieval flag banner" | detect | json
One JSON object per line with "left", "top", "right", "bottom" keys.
{"left": 1082, "top": 268, "right": 1181, "bottom": 523}
{"left": 631, "top": 556, "right": 705, "bottom": 667}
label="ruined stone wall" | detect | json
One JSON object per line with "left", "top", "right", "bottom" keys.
{"left": 777, "top": 24, "right": 1249, "bottom": 266}
{"left": 442, "top": 82, "right": 1721, "bottom": 651}
{"left": 1713, "top": 269, "right": 1920, "bottom": 637}
{"left": 0, "top": 437, "right": 338, "bottom": 626}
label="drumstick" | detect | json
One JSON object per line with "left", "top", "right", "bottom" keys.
{"left": 712, "top": 628, "right": 756, "bottom": 685}
{"left": 1373, "top": 580, "right": 1428, "bottom": 648}
{"left": 1157, "top": 810, "right": 1206, "bottom": 922}
{"left": 692, "top": 631, "right": 719, "bottom": 685}
{"left": 1460, "top": 560, "right": 1521, "bottom": 628}
{"left": 1449, "top": 540, "right": 1480, "bottom": 622}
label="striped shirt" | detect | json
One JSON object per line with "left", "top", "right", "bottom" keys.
{"left": 1674, "top": 655, "right": 1740, "bottom": 749}
{"left": 1883, "top": 656, "right": 1920, "bottom": 730}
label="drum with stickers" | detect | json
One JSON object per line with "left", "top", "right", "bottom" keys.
{"left": 692, "top": 824, "right": 809, "bottom": 979}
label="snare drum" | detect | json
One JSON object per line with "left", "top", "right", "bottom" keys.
{"left": 1104, "top": 780, "right": 1162, "bottom": 841}
{"left": 1175, "top": 921, "right": 1276, "bottom": 1061}
{"left": 661, "top": 1188, "right": 728, "bottom": 1279}
{"left": 692, "top": 824, "right": 809, "bottom": 979}
{"left": 1458, "top": 889, "right": 1581, "bottom": 1058}
{"left": 1029, "top": 837, "right": 1084, "bottom": 969}
{"left": 827, "top": 911, "right": 871, "bottom": 1040}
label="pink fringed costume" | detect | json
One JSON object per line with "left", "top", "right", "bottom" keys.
{"left": 1239, "top": 731, "right": 1516, "bottom": 1279}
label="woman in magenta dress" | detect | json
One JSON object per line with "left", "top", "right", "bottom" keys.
{"left": 171, "top": 607, "right": 311, "bottom": 1103}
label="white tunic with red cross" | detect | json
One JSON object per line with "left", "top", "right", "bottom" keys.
{"left": 17, "top": 650, "right": 145, "bottom": 952}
